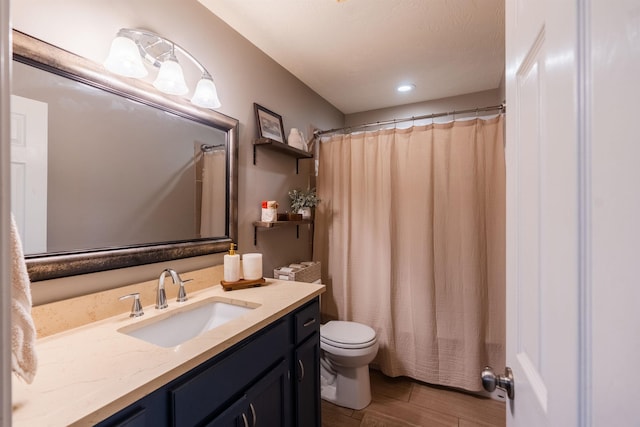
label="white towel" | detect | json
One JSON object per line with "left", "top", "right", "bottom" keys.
{"left": 10, "top": 214, "right": 37, "bottom": 383}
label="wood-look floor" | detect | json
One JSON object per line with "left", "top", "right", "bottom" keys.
{"left": 321, "top": 369, "right": 506, "bottom": 427}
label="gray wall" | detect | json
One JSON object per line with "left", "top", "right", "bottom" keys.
{"left": 13, "top": 0, "right": 344, "bottom": 303}
{"left": 345, "top": 88, "right": 503, "bottom": 126}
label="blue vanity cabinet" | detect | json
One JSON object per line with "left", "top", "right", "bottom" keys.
{"left": 170, "top": 319, "right": 290, "bottom": 426}
{"left": 292, "top": 300, "right": 322, "bottom": 427}
{"left": 96, "top": 297, "right": 320, "bottom": 427}
{"left": 242, "top": 359, "right": 290, "bottom": 426}
{"left": 294, "top": 335, "right": 321, "bottom": 427}
{"left": 205, "top": 359, "right": 290, "bottom": 427}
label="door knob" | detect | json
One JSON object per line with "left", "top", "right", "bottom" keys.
{"left": 481, "top": 366, "right": 514, "bottom": 400}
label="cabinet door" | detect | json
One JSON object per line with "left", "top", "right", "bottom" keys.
{"left": 294, "top": 333, "right": 321, "bottom": 427}
{"left": 204, "top": 395, "right": 246, "bottom": 427}
{"left": 207, "top": 359, "right": 290, "bottom": 427}
{"left": 171, "top": 320, "right": 288, "bottom": 426}
{"left": 244, "top": 359, "right": 291, "bottom": 427}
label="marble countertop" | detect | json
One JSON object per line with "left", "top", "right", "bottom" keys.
{"left": 12, "top": 279, "right": 325, "bottom": 426}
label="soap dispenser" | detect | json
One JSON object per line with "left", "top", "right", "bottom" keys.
{"left": 224, "top": 243, "right": 240, "bottom": 282}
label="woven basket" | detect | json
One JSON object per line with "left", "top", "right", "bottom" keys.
{"left": 273, "top": 261, "right": 320, "bottom": 282}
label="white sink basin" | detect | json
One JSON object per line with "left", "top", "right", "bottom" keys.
{"left": 119, "top": 298, "right": 258, "bottom": 348}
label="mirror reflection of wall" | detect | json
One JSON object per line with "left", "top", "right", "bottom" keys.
{"left": 11, "top": 60, "right": 228, "bottom": 255}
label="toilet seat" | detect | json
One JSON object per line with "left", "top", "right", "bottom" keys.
{"left": 321, "top": 321, "right": 377, "bottom": 349}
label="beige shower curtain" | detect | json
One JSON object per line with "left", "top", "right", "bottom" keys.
{"left": 314, "top": 116, "right": 505, "bottom": 391}
{"left": 199, "top": 149, "right": 226, "bottom": 237}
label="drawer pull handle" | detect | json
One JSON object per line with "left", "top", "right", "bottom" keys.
{"left": 303, "top": 318, "right": 316, "bottom": 327}
{"left": 250, "top": 403, "right": 257, "bottom": 427}
{"left": 242, "top": 413, "right": 249, "bottom": 427}
{"left": 298, "top": 359, "right": 305, "bottom": 382}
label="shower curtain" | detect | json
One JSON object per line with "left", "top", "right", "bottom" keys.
{"left": 199, "top": 149, "right": 226, "bottom": 237}
{"left": 314, "top": 116, "right": 505, "bottom": 391}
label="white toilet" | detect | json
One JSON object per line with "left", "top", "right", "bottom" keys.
{"left": 319, "top": 320, "right": 379, "bottom": 410}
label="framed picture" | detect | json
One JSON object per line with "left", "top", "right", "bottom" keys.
{"left": 254, "top": 103, "right": 286, "bottom": 143}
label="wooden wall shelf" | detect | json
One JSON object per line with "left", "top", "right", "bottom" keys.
{"left": 253, "top": 220, "right": 313, "bottom": 245}
{"left": 252, "top": 138, "right": 313, "bottom": 173}
{"left": 253, "top": 220, "right": 312, "bottom": 228}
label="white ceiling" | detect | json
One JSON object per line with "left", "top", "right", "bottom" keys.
{"left": 198, "top": 0, "right": 505, "bottom": 115}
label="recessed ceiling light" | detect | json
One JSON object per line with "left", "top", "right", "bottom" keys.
{"left": 397, "top": 84, "right": 416, "bottom": 93}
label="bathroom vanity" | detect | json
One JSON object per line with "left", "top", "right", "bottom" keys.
{"left": 11, "top": 278, "right": 324, "bottom": 426}
{"left": 98, "top": 298, "right": 320, "bottom": 427}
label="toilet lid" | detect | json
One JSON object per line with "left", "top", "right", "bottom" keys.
{"left": 321, "top": 321, "right": 376, "bottom": 346}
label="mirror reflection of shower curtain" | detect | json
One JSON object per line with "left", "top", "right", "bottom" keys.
{"left": 314, "top": 116, "right": 505, "bottom": 392}
{"left": 199, "top": 149, "right": 226, "bottom": 238}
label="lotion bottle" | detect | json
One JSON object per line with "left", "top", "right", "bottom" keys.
{"left": 224, "top": 243, "right": 240, "bottom": 282}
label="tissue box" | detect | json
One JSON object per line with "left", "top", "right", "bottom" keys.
{"left": 261, "top": 200, "right": 279, "bottom": 222}
{"left": 261, "top": 208, "right": 277, "bottom": 222}
{"left": 274, "top": 261, "right": 320, "bottom": 282}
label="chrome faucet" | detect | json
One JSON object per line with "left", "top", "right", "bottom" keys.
{"left": 156, "top": 268, "right": 192, "bottom": 309}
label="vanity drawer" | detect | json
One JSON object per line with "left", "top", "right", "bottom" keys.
{"left": 294, "top": 299, "right": 320, "bottom": 344}
{"left": 170, "top": 319, "right": 288, "bottom": 427}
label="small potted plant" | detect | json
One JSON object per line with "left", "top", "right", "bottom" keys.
{"left": 288, "top": 188, "right": 320, "bottom": 220}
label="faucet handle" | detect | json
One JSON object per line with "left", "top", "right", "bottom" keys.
{"left": 177, "top": 278, "right": 193, "bottom": 302}
{"left": 119, "top": 293, "right": 144, "bottom": 317}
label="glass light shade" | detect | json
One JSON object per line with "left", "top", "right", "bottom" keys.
{"left": 104, "top": 36, "right": 148, "bottom": 78}
{"left": 153, "top": 58, "right": 189, "bottom": 95}
{"left": 191, "top": 76, "right": 221, "bottom": 109}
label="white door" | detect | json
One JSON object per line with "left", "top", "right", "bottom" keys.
{"left": 505, "top": 0, "right": 640, "bottom": 425}
{"left": 588, "top": 1, "right": 640, "bottom": 425}
{"left": 504, "top": 0, "right": 582, "bottom": 425}
{"left": 10, "top": 94, "right": 48, "bottom": 254}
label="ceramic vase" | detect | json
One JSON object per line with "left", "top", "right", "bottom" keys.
{"left": 288, "top": 128, "right": 305, "bottom": 151}
{"left": 298, "top": 207, "right": 312, "bottom": 220}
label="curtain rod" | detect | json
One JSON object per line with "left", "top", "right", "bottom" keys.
{"left": 200, "top": 143, "right": 224, "bottom": 152}
{"left": 314, "top": 103, "right": 506, "bottom": 137}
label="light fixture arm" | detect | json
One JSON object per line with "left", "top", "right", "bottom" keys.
{"left": 116, "top": 28, "right": 210, "bottom": 77}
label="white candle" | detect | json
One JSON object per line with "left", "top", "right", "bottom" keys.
{"left": 242, "top": 253, "right": 263, "bottom": 280}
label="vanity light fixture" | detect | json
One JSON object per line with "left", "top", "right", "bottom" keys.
{"left": 396, "top": 84, "right": 416, "bottom": 93}
{"left": 104, "top": 28, "right": 221, "bottom": 109}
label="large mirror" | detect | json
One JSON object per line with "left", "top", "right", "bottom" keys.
{"left": 11, "top": 30, "right": 238, "bottom": 281}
